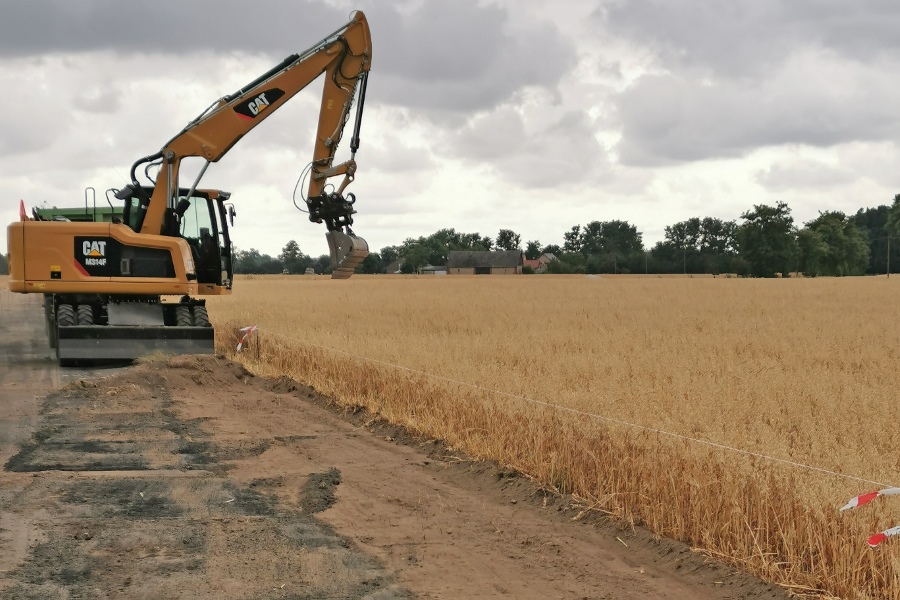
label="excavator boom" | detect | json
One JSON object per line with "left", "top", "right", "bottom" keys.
{"left": 130, "top": 10, "right": 372, "bottom": 274}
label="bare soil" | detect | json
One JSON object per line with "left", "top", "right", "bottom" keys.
{"left": 0, "top": 291, "right": 792, "bottom": 599}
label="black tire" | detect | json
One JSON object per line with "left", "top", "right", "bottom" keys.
{"left": 76, "top": 305, "right": 94, "bottom": 325}
{"left": 192, "top": 305, "right": 210, "bottom": 327}
{"left": 174, "top": 305, "right": 193, "bottom": 327}
{"left": 57, "top": 304, "right": 76, "bottom": 327}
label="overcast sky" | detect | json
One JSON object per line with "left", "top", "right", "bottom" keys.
{"left": 3, "top": 0, "right": 900, "bottom": 257}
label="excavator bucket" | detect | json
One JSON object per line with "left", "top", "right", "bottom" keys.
{"left": 326, "top": 230, "right": 369, "bottom": 279}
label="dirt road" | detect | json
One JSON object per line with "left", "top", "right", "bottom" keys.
{"left": 0, "top": 291, "right": 791, "bottom": 599}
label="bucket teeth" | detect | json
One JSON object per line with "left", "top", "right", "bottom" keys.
{"left": 326, "top": 230, "right": 369, "bottom": 279}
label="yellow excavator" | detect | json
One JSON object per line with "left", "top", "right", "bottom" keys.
{"left": 6, "top": 11, "right": 372, "bottom": 363}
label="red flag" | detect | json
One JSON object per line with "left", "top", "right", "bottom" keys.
{"left": 19, "top": 199, "right": 27, "bottom": 221}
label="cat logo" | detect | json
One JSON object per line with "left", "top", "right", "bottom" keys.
{"left": 82, "top": 240, "right": 107, "bottom": 266}
{"left": 247, "top": 92, "right": 271, "bottom": 116}
{"left": 234, "top": 88, "right": 285, "bottom": 120}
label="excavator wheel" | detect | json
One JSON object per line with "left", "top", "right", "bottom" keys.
{"left": 57, "top": 304, "right": 76, "bottom": 327}
{"left": 76, "top": 305, "right": 94, "bottom": 326}
{"left": 55, "top": 304, "right": 78, "bottom": 367}
{"left": 174, "top": 305, "right": 193, "bottom": 327}
{"left": 192, "top": 306, "right": 211, "bottom": 327}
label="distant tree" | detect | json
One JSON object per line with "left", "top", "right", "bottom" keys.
{"left": 736, "top": 202, "right": 797, "bottom": 278}
{"left": 0, "top": 253, "right": 7, "bottom": 276}
{"left": 495, "top": 229, "right": 522, "bottom": 251}
{"left": 279, "top": 240, "right": 300, "bottom": 264}
{"left": 662, "top": 217, "right": 737, "bottom": 274}
{"left": 458, "top": 232, "right": 493, "bottom": 251}
{"left": 563, "top": 225, "right": 582, "bottom": 253}
{"left": 665, "top": 217, "right": 702, "bottom": 253}
{"left": 579, "top": 220, "right": 643, "bottom": 255}
{"left": 796, "top": 229, "right": 828, "bottom": 277}
{"left": 524, "top": 240, "right": 542, "bottom": 260}
{"left": 234, "top": 248, "right": 283, "bottom": 274}
{"left": 549, "top": 253, "right": 583, "bottom": 274}
{"left": 802, "top": 211, "right": 869, "bottom": 276}
{"left": 884, "top": 195, "right": 900, "bottom": 274}
{"left": 699, "top": 217, "right": 738, "bottom": 255}
{"left": 541, "top": 244, "right": 562, "bottom": 256}
{"left": 573, "top": 220, "right": 644, "bottom": 273}
{"left": 278, "top": 240, "right": 311, "bottom": 274}
{"left": 313, "top": 254, "right": 332, "bottom": 275}
{"left": 402, "top": 244, "right": 431, "bottom": 273}
{"left": 379, "top": 246, "right": 400, "bottom": 267}
{"left": 649, "top": 240, "right": 682, "bottom": 274}
{"left": 259, "top": 254, "right": 285, "bottom": 274}
{"left": 355, "top": 252, "right": 382, "bottom": 274}
{"left": 852, "top": 204, "right": 899, "bottom": 275}
{"left": 887, "top": 195, "right": 900, "bottom": 239}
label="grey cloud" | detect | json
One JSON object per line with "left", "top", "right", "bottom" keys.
{"left": 596, "top": 0, "right": 900, "bottom": 163}
{"left": 73, "top": 87, "right": 123, "bottom": 114}
{"left": 366, "top": 141, "right": 435, "bottom": 175}
{"left": 453, "top": 107, "right": 608, "bottom": 188}
{"left": 370, "top": 2, "right": 575, "bottom": 111}
{"left": 0, "top": 64, "right": 70, "bottom": 157}
{"left": 0, "top": 1, "right": 342, "bottom": 58}
{"left": 755, "top": 161, "right": 857, "bottom": 191}
{"left": 2, "top": 0, "right": 575, "bottom": 115}
{"left": 615, "top": 60, "right": 900, "bottom": 165}
{"left": 601, "top": 0, "right": 900, "bottom": 77}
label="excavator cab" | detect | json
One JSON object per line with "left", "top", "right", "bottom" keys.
{"left": 176, "top": 191, "right": 233, "bottom": 290}
{"left": 117, "top": 185, "right": 233, "bottom": 291}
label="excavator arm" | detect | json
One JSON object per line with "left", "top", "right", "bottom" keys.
{"left": 128, "top": 11, "right": 372, "bottom": 278}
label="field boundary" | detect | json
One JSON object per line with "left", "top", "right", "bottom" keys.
{"left": 245, "top": 325, "right": 893, "bottom": 492}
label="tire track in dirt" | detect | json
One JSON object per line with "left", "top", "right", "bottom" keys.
{"left": 0, "top": 365, "right": 410, "bottom": 599}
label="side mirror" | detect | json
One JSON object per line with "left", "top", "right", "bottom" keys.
{"left": 175, "top": 197, "right": 191, "bottom": 217}
{"left": 228, "top": 205, "right": 236, "bottom": 227}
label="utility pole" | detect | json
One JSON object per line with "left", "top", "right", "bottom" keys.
{"left": 888, "top": 236, "right": 891, "bottom": 279}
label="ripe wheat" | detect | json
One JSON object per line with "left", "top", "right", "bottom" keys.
{"left": 211, "top": 274, "right": 900, "bottom": 599}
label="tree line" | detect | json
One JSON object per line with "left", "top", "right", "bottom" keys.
{"left": 225, "top": 195, "right": 900, "bottom": 277}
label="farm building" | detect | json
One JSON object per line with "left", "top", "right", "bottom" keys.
{"left": 447, "top": 251, "right": 523, "bottom": 275}
{"left": 420, "top": 264, "right": 447, "bottom": 275}
{"left": 537, "top": 253, "right": 557, "bottom": 272}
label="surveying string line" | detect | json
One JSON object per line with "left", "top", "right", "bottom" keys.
{"left": 242, "top": 325, "right": 894, "bottom": 491}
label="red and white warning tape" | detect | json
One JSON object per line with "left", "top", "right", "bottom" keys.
{"left": 868, "top": 526, "right": 900, "bottom": 548}
{"left": 236, "top": 325, "right": 258, "bottom": 352}
{"left": 840, "top": 488, "right": 900, "bottom": 547}
{"left": 840, "top": 488, "right": 900, "bottom": 512}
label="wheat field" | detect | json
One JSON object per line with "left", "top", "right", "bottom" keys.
{"left": 209, "top": 274, "right": 900, "bottom": 599}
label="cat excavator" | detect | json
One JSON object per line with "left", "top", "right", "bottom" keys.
{"left": 6, "top": 11, "right": 372, "bottom": 363}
